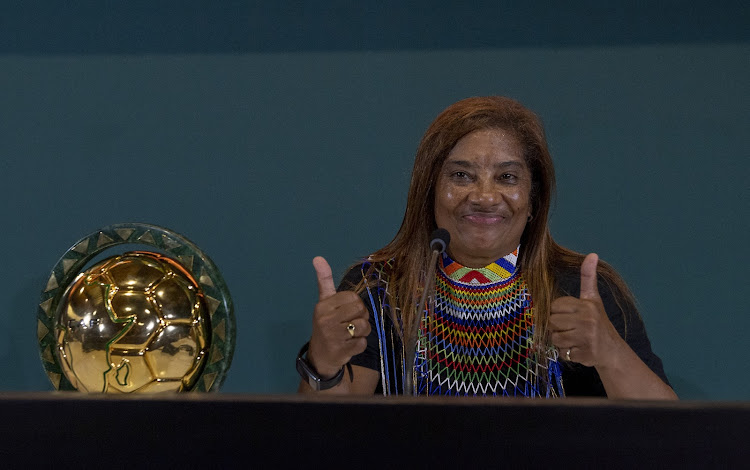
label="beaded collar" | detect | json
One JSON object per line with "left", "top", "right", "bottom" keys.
{"left": 438, "top": 246, "right": 520, "bottom": 285}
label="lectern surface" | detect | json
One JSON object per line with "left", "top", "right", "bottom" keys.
{"left": 0, "top": 393, "right": 746, "bottom": 468}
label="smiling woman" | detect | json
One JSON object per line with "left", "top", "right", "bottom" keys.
{"left": 434, "top": 129, "right": 532, "bottom": 268}
{"left": 298, "top": 96, "right": 677, "bottom": 400}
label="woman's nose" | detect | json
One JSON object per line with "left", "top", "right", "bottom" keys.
{"left": 467, "top": 178, "right": 500, "bottom": 206}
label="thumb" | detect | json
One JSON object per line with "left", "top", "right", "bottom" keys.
{"left": 312, "top": 256, "right": 337, "bottom": 300}
{"left": 579, "top": 253, "right": 600, "bottom": 300}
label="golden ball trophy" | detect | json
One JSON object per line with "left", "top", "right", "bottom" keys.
{"left": 37, "top": 223, "right": 234, "bottom": 393}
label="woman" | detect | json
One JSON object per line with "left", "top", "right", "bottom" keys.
{"left": 297, "top": 96, "right": 677, "bottom": 399}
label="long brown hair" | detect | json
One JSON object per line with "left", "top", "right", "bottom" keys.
{"left": 362, "top": 96, "right": 635, "bottom": 357}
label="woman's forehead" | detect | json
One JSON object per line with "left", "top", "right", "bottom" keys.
{"left": 443, "top": 129, "right": 524, "bottom": 165}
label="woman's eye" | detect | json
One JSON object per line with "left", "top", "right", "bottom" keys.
{"left": 500, "top": 173, "right": 518, "bottom": 182}
{"left": 451, "top": 171, "right": 469, "bottom": 179}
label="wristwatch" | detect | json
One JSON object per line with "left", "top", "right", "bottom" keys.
{"left": 296, "top": 342, "right": 353, "bottom": 391}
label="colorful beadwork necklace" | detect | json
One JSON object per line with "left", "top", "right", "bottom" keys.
{"left": 415, "top": 246, "right": 562, "bottom": 397}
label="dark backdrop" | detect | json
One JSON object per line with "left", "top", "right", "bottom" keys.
{"left": 1, "top": 2, "right": 748, "bottom": 399}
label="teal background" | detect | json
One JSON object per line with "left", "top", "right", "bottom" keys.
{"left": 1, "top": 3, "right": 748, "bottom": 399}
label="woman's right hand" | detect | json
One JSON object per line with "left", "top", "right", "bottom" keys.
{"left": 306, "top": 256, "right": 371, "bottom": 379}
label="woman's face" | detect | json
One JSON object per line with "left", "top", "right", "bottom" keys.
{"left": 434, "top": 128, "right": 532, "bottom": 268}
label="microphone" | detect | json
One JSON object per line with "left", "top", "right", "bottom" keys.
{"left": 404, "top": 228, "right": 450, "bottom": 396}
{"left": 429, "top": 228, "right": 450, "bottom": 254}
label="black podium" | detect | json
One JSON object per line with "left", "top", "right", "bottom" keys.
{"left": 1, "top": 393, "right": 747, "bottom": 468}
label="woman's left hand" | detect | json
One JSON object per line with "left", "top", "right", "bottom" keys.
{"left": 549, "top": 253, "right": 625, "bottom": 368}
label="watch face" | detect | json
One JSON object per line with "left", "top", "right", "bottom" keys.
{"left": 296, "top": 354, "right": 344, "bottom": 391}
{"left": 296, "top": 356, "right": 321, "bottom": 390}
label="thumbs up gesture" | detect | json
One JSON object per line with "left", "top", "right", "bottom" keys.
{"left": 306, "top": 257, "right": 371, "bottom": 379}
{"left": 549, "top": 253, "right": 624, "bottom": 368}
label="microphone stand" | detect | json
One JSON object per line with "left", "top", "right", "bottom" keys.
{"left": 403, "top": 248, "right": 441, "bottom": 396}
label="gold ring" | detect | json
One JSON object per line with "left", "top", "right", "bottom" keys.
{"left": 346, "top": 323, "right": 356, "bottom": 338}
{"left": 565, "top": 349, "right": 571, "bottom": 361}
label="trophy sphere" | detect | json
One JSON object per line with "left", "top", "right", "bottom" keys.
{"left": 55, "top": 252, "right": 211, "bottom": 393}
{"left": 39, "top": 223, "right": 234, "bottom": 392}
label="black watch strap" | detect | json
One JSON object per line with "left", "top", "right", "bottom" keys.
{"left": 296, "top": 342, "right": 353, "bottom": 391}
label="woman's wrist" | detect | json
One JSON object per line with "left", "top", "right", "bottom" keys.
{"left": 296, "top": 342, "right": 348, "bottom": 391}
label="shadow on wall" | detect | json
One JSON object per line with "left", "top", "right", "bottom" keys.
{"left": 669, "top": 377, "right": 709, "bottom": 401}
{"left": 1, "top": 3, "right": 748, "bottom": 55}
